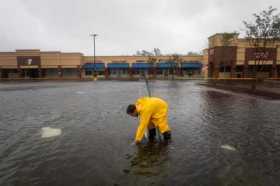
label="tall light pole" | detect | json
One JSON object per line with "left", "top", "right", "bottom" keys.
{"left": 90, "top": 33, "right": 98, "bottom": 78}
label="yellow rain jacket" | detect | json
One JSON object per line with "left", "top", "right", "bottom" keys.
{"left": 135, "top": 97, "right": 171, "bottom": 142}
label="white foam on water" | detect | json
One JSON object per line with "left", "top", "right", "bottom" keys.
{"left": 50, "top": 113, "right": 61, "bottom": 121}
{"left": 221, "top": 144, "right": 237, "bottom": 151}
{"left": 41, "top": 127, "right": 62, "bottom": 138}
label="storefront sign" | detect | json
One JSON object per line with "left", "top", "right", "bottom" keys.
{"left": 253, "top": 51, "right": 269, "bottom": 60}
{"left": 17, "top": 56, "right": 41, "bottom": 66}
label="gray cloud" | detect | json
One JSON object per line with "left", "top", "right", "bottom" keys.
{"left": 1, "top": 0, "right": 280, "bottom": 55}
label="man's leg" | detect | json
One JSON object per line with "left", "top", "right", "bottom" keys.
{"left": 148, "top": 128, "right": 156, "bottom": 142}
{"left": 162, "top": 131, "right": 171, "bottom": 142}
{"left": 155, "top": 114, "right": 171, "bottom": 143}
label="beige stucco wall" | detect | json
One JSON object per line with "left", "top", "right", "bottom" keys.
{"left": 202, "top": 49, "right": 208, "bottom": 78}
{"left": 15, "top": 49, "right": 41, "bottom": 56}
{"left": 41, "top": 52, "right": 61, "bottom": 68}
{"left": 208, "top": 34, "right": 224, "bottom": 48}
{"left": 202, "top": 49, "right": 208, "bottom": 65}
{"left": 236, "top": 47, "right": 245, "bottom": 65}
{"left": 1, "top": 50, "right": 204, "bottom": 68}
{"left": 237, "top": 39, "right": 280, "bottom": 48}
{"left": 60, "top": 53, "right": 82, "bottom": 67}
{"left": 0, "top": 53, "right": 17, "bottom": 68}
{"left": 208, "top": 33, "right": 238, "bottom": 48}
{"left": 83, "top": 55, "right": 203, "bottom": 65}
{"left": 207, "top": 34, "right": 280, "bottom": 67}
{"left": 237, "top": 42, "right": 280, "bottom": 65}
{"left": 277, "top": 46, "right": 280, "bottom": 64}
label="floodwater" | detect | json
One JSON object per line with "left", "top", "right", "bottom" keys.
{"left": 0, "top": 81, "right": 280, "bottom": 186}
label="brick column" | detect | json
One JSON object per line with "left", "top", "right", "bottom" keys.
{"left": 152, "top": 67, "right": 156, "bottom": 79}
{"left": 38, "top": 65, "right": 42, "bottom": 78}
{"left": 104, "top": 67, "right": 109, "bottom": 79}
{"left": 230, "top": 60, "right": 236, "bottom": 78}
{"left": 181, "top": 68, "right": 184, "bottom": 77}
{"left": 175, "top": 67, "right": 179, "bottom": 76}
{"left": 58, "top": 65, "right": 63, "bottom": 78}
{"left": 128, "top": 67, "right": 133, "bottom": 78}
{"left": 243, "top": 59, "right": 248, "bottom": 78}
{"left": 177, "top": 67, "right": 182, "bottom": 76}
{"left": 17, "top": 65, "right": 22, "bottom": 78}
{"left": 212, "top": 61, "right": 220, "bottom": 79}
{"left": 272, "top": 61, "right": 277, "bottom": 78}
{"left": 77, "top": 65, "right": 82, "bottom": 79}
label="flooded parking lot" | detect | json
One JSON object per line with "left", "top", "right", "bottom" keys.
{"left": 1, "top": 81, "right": 280, "bottom": 186}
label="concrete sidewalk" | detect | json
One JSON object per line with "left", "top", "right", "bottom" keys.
{"left": 200, "top": 79, "right": 280, "bottom": 100}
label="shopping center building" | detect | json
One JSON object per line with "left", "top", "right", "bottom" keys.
{"left": 207, "top": 33, "right": 280, "bottom": 78}
{"left": 0, "top": 49, "right": 205, "bottom": 80}
{"left": 3, "top": 33, "right": 279, "bottom": 80}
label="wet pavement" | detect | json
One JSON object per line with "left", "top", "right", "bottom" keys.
{"left": 0, "top": 81, "right": 280, "bottom": 186}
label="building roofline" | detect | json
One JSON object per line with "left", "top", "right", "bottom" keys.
{"left": 208, "top": 32, "right": 239, "bottom": 39}
{"left": 15, "top": 49, "right": 41, "bottom": 52}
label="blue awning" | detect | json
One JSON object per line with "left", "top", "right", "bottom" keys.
{"left": 181, "top": 62, "right": 202, "bottom": 69}
{"left": 132, "top": 63, "right": 152, "bottom": 69}
{"left": 108, "top": 63, "right": 129, "bottom": 69}
{"left": 83, "top": 63, "right": 105, "bottom": 71}
{"left": 156, "top": 62, "right": 177, "bottom": 69}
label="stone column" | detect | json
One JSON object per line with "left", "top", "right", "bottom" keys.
{"left": 179, "top": 67, "right": 182, "bottom": 76}
{"left": 152, "top": 67, "right": 156, "bottom": 79}
{"left": 104, "top": 67, "right": 109, "bottom": 79}
{"left": 58, "top": 65, "right": 63, "bottom": 78}
{"left": 38, "top": 65, "right": 42, "bottom": 78}
{"left": 243, "top": 61, "right": 248, "bottom": 78}
{"left": 230, "top": 61, "right": 236, "bottom": 78}
{"left": 272, "top": 61, "right": 277, "bottom": 78}
{"left": 76, "top": 65, "right": 82, "bottom": 79}
{"left": 128, "top": 67, "right": 133, "bottom": 78}
{"left": 17, "top": 65, "right": 21, "bottom": 78}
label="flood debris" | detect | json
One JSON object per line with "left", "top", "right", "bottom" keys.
{"left": 41, "top": 127, "right": 62, "bottom": 138}
{"left": 221, "top": 144, "right": 237, "bottom": 151}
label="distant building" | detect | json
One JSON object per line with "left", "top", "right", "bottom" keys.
{"left": 207, "top": 33, "right": 280, "bottom": 78}
{"left": 0, "top": 49, "right": 204, "bottom": 80}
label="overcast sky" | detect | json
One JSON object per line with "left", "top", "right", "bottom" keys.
{"left": 0, "top": 0, "right": 279, "bottom": 55}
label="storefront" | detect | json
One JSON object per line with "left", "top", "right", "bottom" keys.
{"left": 107, "top": 63, "right": 129, "bottom": 78}
{"left": 156, "top": 61, "right": 177, "bottom": 78}
{"left": 83, "top": 63, "right": 105, "bottom": 77}
{"left": 131, "top": 63, "right": 153, "bottom": 78}
{"left": 181, "top": 62, "right": 202, "bottom": 77}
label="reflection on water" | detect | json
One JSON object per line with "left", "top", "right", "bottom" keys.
{"left": 125, "top": 142, "right": 169, "bottom": 177}
{"left": 0, "top": 81, "right": 280, "bottom": 186}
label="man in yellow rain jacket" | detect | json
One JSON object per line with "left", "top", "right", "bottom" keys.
{"left": 126, "top": 97, "right": 171, "bottom": 144}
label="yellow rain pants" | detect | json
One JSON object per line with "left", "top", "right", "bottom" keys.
{"left": 135, "top": 97, "right": 171, "bottom": 142}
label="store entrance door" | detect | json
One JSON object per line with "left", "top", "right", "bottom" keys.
{"left": 22, "top": 69, "right": 39, "bottom": 78}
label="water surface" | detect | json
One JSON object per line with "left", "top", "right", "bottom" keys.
{"left": 0, "top": 81, "right": 280, "bottom": 186}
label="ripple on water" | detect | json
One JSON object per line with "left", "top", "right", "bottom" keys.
{"left": 0, "top": 81, "right": 280, "bottom": 186}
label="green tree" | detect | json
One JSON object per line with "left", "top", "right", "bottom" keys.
{"left": 243, "top": 6, "right": 280, "bottom": 88}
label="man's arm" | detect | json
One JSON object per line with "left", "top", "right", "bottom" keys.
{"left": 135, "top": 109, "right": 152, "bottom": 143}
